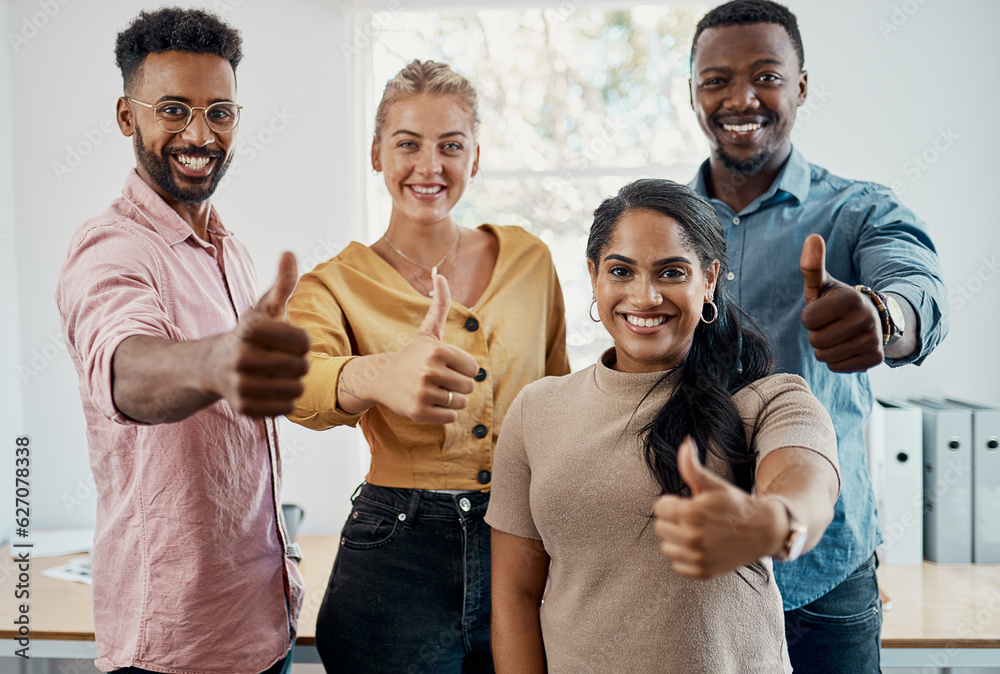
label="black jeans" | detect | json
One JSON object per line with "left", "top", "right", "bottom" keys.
{"left": 784, "top": 553, "right": 882, "bottom": 673}
{"left": 315, "top": 484, "right": 494, "bottom": 674}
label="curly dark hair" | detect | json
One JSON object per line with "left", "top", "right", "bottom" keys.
{"left": 115, "top": 7, "right": 243, "bottom": 93}
{"left": 691, "top": 0, "right": 804, "bottom": 72}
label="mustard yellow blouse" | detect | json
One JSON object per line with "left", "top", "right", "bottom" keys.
{"left": 287, "top": 224, "right": 570, "bottom": 491}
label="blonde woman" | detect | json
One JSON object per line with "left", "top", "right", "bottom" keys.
{"left": 286, "top": 60, "right": 569, "bottom": 672}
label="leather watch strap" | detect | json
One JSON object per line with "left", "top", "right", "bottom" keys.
{"left": 854, "top": 285, "right": 892, "bottom": 346}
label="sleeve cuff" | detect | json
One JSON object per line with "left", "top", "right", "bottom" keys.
{"left": 287, "top": 354, "right": 364, "bottom": 430}
{"left": 878, "top": 283, "right": 941, "bottom": 367}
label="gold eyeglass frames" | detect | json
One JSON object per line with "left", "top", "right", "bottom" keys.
{"left": 124, "top": 97, "right": 242, "bottom": 134}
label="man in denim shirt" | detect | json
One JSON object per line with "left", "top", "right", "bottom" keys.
{"left": 686, "top": 1, "right": 947, "bottom": 671}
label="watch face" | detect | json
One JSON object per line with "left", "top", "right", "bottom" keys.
{"left": 885, "top": 295, "right": 906, "bottom": 334}
{"left": 788, "top": 527, "right": 808, "bottom": 561}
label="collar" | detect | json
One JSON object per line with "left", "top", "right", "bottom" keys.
{"left": 593, "top": 347, "right": 681, "bottom": 397}
{"left": 119, "top": 168, "right": 228, "bottom": 248}
{"left": 691, "top": 146, "right": 811, "bottom": 214}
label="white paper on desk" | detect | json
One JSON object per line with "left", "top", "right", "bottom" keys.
{"left": 7, "top": 528, "right": 94, "bottom": 557}
{"left": 42, "top": 555, "right": 92, "bottom": 585}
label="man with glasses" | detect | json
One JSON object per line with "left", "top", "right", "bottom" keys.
{"left": 56, "top": 8, "right": 309, "bottom": 673}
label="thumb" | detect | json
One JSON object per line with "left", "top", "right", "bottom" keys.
{"left": 677, "top": 436, "right": 727, "bottom": 496}
{"left": 415, "top": 272, "right": 452, "bottom": 340}
{"left": 256, "top": 251, "right": 299, "bottom": 319}
{"left": 800, "top": 234, "right": 830, "bottom": 304}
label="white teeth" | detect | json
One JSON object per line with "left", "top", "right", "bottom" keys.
{"left": 177, "top": 155, "right": 210, "bottom": 169}
{"left": 625, "top": 315, "right": 667, "bottom": 328}
{"left": 723, "top": 123, "right": 762, "bottom": 133}
{"left": 411, "top": 185, "right": 444, "bottom": 194}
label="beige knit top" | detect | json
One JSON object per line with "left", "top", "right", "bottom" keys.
{"left": 486, "top": 349, "right": 839, "bottom": 674}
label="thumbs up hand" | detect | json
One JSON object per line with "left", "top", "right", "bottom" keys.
{"left": 216, "top": 252, "right": 311, "bottom": 417}
{"left": 416, "top": 273, "right": 453, "bottom": 340}
{"left": 652, "top": 437, "right": 784, "bottom": 578}
{"left": 799, "top": 234, "right": 884, "bottom": 373}
{"left": 378, "top": 273, "right": 479, "bottom": 424}
{"left": 255, "top": 250, "right": 301, "bottom": 320}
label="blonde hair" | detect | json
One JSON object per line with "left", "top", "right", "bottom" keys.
{"left": 373, "top": 59, "right": 480, "bottom": 142}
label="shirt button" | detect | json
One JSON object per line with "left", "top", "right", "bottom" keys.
{"left": 733, "top": 216, "right": 741, "bottom": 225}
{"left": 472, "top": 424, "right": 488, "bottom": 439}
{"left": 459, "top": 497, "right": 471, "bottom": 512}
{"left": 477, "top": 470, "right": 491, "bottom": 485}
{"left": 475, "top": 368, "right": 487, "bottom": 382}
{"left": 397, "top": 513, "right": 407, "bottom": 522}
{"left": 352, "top": 511, "right": 358, "bottom": 519}
{"left": 727, "top": 272, "right": 735, "bottom": 281}
{"left": 464, "top": 317, "right": 479, "bottom": 332}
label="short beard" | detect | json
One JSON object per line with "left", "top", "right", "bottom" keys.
{"left": 134, "top": 125, "right": 231, "bottom": 204}
{"left": 716, "top": 147, "right": 772, "bottom": 176}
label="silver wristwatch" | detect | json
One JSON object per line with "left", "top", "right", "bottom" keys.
{"left": 761, "top": 495, "right": 808, "bottom": 562}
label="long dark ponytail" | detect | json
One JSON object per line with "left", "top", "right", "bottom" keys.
{"left": 587, "top": 179, "right": 775, "bottom": 496}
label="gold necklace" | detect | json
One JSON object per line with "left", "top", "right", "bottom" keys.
{"left": 384, "top": 229, "right": 462, "bottom": 298}
{"left": 415, "top": 237, "right": 462, "bottom": 297}
{"left": 383, "top": 228, "right": 460, "bottom": 271}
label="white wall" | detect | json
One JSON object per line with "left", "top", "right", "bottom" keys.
{"left": 787, "top": 0, "right": 999, "bottom": 405}
{"left": 1, "top": 0, "right": 24, "bottom": 541}
{"left": 3, "top": 0, "right": 998, "bottom": 541}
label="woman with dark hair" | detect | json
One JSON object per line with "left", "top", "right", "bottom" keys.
{"left": 487, "top": 178, "right": 841, "bottom": 673}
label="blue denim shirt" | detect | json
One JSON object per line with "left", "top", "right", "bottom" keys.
{"left": 691, "top": 148, "right": 948, "bottom": 610}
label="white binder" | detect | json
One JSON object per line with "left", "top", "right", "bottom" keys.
{"left": 909, "top": 398, "right": 973, "bottom": 564}
{"left": 944, "top": 399, "right": 1000, "bottom": 563}
{"left": 866, "top": 401, "right": 886, "bottom": 525}
{"left": 869, "top": 399, "right": 924, "bottom": 564}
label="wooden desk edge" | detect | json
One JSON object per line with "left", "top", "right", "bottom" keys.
{"left": 2, "top": 541, "right": 996, "bottom": 652}
{"left": 0, "top": 632, "right": 318, "bottom": 647}
{"left": 0, "top": 633, "right": 989, "bottom": 651}
{"left": 882, "top": 638, "right": 1000, "bottom": 649}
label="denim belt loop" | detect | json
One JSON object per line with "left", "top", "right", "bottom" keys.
{"left": 349, "top": 482, "right": 364, "bottom": 504}
{"left": 401, "top": 489, "right": 421, "bottom": 529}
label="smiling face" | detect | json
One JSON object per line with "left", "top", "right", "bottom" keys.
{"left": 690, "top": 22, "right": 807, "bottom": 176}
{"left": 117, "top": 50, "right": 237, "bottom": 204}
{"left": 372, "top": 93, "right": 479, "bottom": 230}
{"left": 589, "top": 208, "right": 719, "bottom": 374}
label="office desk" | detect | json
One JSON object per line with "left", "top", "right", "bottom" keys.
{"left": 878, "top": 562, "right": 1000, "bottom": 668}
{"left": 0, "top": 535, "right": 335, "bottom": 663}
{"left": 1, "top": 538, "right": 998, "bottom": 668}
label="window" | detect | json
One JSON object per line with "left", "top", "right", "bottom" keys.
{"left": 357, "top": 2, "right": 709, "bottom": 369}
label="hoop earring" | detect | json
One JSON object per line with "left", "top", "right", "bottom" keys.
{"left": 701, "top": 300, "right": 718, "bottom": 324}
{"left": 589, "top": 299, "right": 601, "bottom": 323}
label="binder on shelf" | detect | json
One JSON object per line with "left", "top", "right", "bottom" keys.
{"left": 866, "top": 401, "right": 886, "bottom": 524}
{"left": 944, "top": 399, "right": 1000, "bottom": 563}
{"left": 868, "top": 399, "right": 924, "bottom": 564}
{"left": 909, "top": 398, "right": 973, "bottom": 564}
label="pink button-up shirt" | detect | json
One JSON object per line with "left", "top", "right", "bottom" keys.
{"left": 56, "top": 170, "right": 303, "bottom": 674}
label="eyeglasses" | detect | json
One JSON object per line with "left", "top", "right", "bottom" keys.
{"left": 125, "top": 97, "right": 242, "bottom": 134}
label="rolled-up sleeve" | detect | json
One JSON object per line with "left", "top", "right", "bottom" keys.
{"left": 56, "top": 223, "right": 183, "bottom": 424}
{"left": 849, "top": 184, "right": 948, "bottom": 367}
{"left": 285, "top": 269, "right": 364, "bottom": 430}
